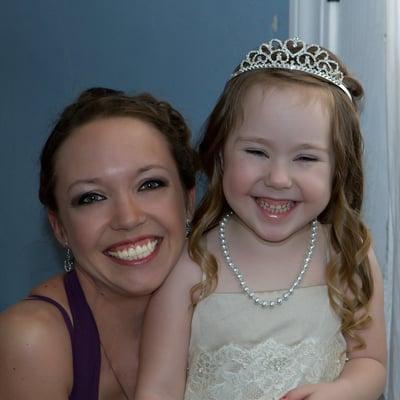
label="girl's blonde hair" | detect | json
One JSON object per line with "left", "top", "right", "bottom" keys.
{"left": 189, "top": 54, "right": 373, "bottom": 350}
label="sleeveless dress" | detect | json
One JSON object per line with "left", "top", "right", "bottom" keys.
{"left": 184, "top": 285, "right": 346, "bottom": 400}
{"left": 27, "top": 270, "right": 101, "bottom": 400}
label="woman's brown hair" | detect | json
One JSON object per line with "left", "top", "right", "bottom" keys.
{"left": 189, "top": 55, "right": 373, "bottom": 350}
{"left": 39, "top": 87, "right": 197, "bottom": 212}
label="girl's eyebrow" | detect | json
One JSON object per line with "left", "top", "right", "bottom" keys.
{"left": 294, "top": 143, "right": 330, "bottom": 152}
{"left": 235, "top": 136, "right": 271, "bottom": 145}
{"left": 236, "top": 137, "right": 329, "bottom": 152}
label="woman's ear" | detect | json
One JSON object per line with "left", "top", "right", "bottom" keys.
{"left": 47, "top": 210, "right": 67, "bottom": 246}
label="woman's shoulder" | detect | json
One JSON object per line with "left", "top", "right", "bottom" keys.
{"left": 0, "top": 273, "right": 72, "bottom": 355}
{"left": 0, "top": 295, "right": 69, "bottom": 344}
{"left": 0, "top": 278, "right": 73, "bottom": 397}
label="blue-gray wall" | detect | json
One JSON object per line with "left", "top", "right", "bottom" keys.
{"left": 0, "top": 0, "right": 289, "bottom": 310}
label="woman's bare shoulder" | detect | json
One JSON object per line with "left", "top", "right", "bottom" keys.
{"left": 0, "top": 282, "right": 73, "bottom": 364}
{"left": 2, "top": 273, "right": 69, "bottom": 333}
{"left": 0, "top": 275, "right": 73, "bottom": 398}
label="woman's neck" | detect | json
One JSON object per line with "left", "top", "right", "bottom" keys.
{"left": 75, "top": 268, "right": 150, "bottom": 337}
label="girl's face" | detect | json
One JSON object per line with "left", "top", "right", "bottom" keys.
{"left": 222, "top": 83, "right": 334, "bottom": 243}
{"left": 49, "top": 117, "right": 193, "bottom": 296}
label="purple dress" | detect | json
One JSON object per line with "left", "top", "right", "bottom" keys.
{"left": 28, "top": 270, "right": 101, "bottom": 399}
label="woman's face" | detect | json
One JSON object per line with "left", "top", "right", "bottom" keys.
{"left": 49, "top": 116, "right": 192, "bottom": 296}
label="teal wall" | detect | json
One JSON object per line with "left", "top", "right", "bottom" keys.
{"left": 0, "top": 0, "right": 289, "bottom": 310}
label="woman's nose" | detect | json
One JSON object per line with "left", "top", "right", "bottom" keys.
{"left": 110, "top": 195, "right": 146, "bottom": 230}
{"left": 265, "top": 161, "right": 292, "bottom": 189}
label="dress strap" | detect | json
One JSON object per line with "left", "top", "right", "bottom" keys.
{"left": 26, "top": 271, "right": 101, "bottom": 400}
{"left": 26, "top": 294, "right": 74, "bottom": 336}
{"left": 64, "top": 270, "right": 101, "bottom": 400}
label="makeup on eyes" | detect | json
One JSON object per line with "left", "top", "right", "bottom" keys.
{"left": 69, "top": 176, "right": 170, "bottom": 208}
{"left": 138, "top": 178, "right": 168, "bottom": 192}
{"left": 71, "top": 192, "right": 106, "bottom": 207}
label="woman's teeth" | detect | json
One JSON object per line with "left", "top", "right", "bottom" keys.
{"left": 107, "top": 240, "right": 158, "bottom": 261}
{"left": 257, "top": 199, "right": 294, "bottom": 213}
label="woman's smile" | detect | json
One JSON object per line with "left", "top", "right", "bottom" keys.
{"left": 105, "top": 237, "right": 161, "bottom": 265}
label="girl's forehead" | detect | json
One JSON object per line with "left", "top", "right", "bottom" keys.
{"left": 227, "top": 82, "right": 333, "bottom": 150}
{"left": 239, "top": 82, "right": 332, "bottom": 123}
{"left": 243, "top": 80, "right": 333, "bottom": 108}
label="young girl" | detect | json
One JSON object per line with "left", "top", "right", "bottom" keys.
{"left": 135, "top": 38, "right": 386, "bottom": 400}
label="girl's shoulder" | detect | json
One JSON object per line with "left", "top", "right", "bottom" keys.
{"left": 202, "top": 224, "right": 221, "bottom": 256}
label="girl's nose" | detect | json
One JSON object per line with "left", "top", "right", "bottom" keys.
{"left": 110, "top": 195, "right": 146, "bottom": 231}
{"left": 265, "top": 161, "right": 292, "bottom": 189}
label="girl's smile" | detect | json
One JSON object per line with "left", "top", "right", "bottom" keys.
{"left": 255, "top": 197, "right": 296, "bottom": 221}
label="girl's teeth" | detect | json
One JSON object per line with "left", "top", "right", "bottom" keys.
{"left": 257, "top": 199, "right": 294, "bottom": 214}
{"left": 108, "top": 240, "right": 158, "bottom": 261}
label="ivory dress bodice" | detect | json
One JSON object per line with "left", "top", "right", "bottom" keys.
{"left": 184, "top": 285, "right": 346, "bottom": 400}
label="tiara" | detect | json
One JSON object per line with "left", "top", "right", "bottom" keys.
{"left": 231, "top": 38, "right": 352, "bottom": 100}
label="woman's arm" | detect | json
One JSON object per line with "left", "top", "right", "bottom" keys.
{"left": 0, "top": 300, "right": 73, "bottom": 400}
{"left": 283, "top": 247, "right": 387, "bottom": 400}
{"left": 135, "top": 248, "right": 202, "bottom": 400}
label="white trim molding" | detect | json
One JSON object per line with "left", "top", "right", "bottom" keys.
{"left": 289, "top": 0, "right": 340, "bottom": 50}
{"left": 289, "top": 1, "right": 397, "bottom": 398}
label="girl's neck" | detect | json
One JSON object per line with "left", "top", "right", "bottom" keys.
{"left": 229, "top": 213, "right": 312, "bottom": 252}
{"left": 210, "top": 212, "right": 328, "bottom": 293}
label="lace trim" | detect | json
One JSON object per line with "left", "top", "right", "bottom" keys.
{"left": 185, "top": 334, "right": 346, "bottom": 400}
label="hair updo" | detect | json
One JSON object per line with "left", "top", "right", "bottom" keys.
{"left": 39, "top": 87, "right": 197, "bottom": 211}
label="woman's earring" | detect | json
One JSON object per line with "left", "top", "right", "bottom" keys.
{"left": 64, "top": 246, "right": 74, "bottom": 272}
{"left": 185, "top": 219, "right": 192, "bottom": 238}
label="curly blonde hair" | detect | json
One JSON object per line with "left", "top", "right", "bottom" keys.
{"left": 189, "top": 52, "right": 373, "bottom": 351}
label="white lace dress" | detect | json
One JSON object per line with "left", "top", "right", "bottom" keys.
{"left": 184, "top": 285, "right": 346, "bottom": 400}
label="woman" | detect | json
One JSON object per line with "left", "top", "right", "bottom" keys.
{"left": 0, "top": 87, "right": 196, "bottom": 400}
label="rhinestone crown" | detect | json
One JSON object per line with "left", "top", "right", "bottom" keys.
{"left": 231, "top": 38, "right": 351, "bottom": 100}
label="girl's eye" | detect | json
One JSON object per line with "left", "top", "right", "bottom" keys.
{"left": 76, "top": 192, "right": 106, "bottom": 206}
{"left": 295, "top": 155, "right": 318, "bottom": 162}
{"left": 245, "top": 149, "right": 268, "bottom": 158}
{"left": 139, "top": 179, "right": 166, "bottom": 191}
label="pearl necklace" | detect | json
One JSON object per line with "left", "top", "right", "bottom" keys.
{"left": 219, "top": 211, "right": 318, "bottom": 308}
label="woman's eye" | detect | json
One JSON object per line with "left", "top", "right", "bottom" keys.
{"left": 245, "top": 149, "right": 268, "bottom": 158}
{"left": 76, "top": 192, "right": 106, "bottom": 206}
{"left": 139, "top": 179, "right": 166, "bottom": 191}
